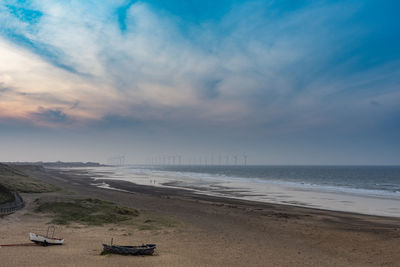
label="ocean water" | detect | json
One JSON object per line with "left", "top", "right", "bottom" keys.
{"left": 76, "top": 165, "right": 400, "bottom": 217}
{"left": 144, "top": 165, "right": 400, "bottom": 193}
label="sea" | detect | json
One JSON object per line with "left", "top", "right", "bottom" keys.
{"left": 75, "top": 165, "right": 400, "bottom": 218}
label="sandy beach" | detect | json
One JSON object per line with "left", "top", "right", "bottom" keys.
{"left": 1, "top": 166, "right": 400, "bottom": 266}
{"left": 2, "top": 1, "right": 399, "bottom": 266}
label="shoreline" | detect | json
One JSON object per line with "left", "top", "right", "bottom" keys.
{"left": 62, "top": 165, "right": 400, "bottom": 218}
{"left": 37, "top": 166, "right": 400, "bottom": 229}
{"left": 1, "top": 165, "right": 399, "bottom": 266}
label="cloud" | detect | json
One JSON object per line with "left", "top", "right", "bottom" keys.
{"left": 0, "top": 0, "right": 399, "bottom": 135}
{"left": 32, "top": 107, "right": 68, "bottom": 123}
{"left": 116, "top": 0, "right": 136, "bottom": 32}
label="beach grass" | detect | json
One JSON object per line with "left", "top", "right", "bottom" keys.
{"left": 0, "top": 163, "right": 58, "bottom": 193}
{"left": 136, "top": 215, "right": 179, "bottom": 231}
{"left": 0, "top": 183, "right": 14, "bottom": 204}
{"left": 34, "top": 198, "right": 139, "bottom": 225}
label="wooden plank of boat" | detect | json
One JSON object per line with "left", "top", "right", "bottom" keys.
{"left": 29, "top": 233, "right": 64, "bottom": 246}
{"left": 102, "top": 243, "right": 156, "bottom": 255}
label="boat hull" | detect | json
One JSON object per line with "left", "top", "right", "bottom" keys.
{"left": 102, "top": 244, "right": 156, "bottom": 255}
{"left": 29, "top": 233, "right": 64, "bottom": 246}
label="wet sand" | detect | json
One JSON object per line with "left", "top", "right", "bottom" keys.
{"left": 1, "top": 166, "right": 400, "bottom": 266}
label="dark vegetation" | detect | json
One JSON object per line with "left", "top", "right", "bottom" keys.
{"left": 33, "top": 198, "right": 177, "bottom": 230}
{"left": 34, "top": 198, "right": 139, "bottom": 226}
{"left": 0, "top": 163, "right": 58, "bottom": 193}
{"left": 0, "top": 183, "right": 14, "bottom": 204}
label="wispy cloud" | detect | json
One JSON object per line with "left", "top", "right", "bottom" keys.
{"left": 0, "top": 0, "right": 399, "bottom": 134}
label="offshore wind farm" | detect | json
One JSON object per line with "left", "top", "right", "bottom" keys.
{"left": 144, "top": 154, "right": 248, "bottom": 166}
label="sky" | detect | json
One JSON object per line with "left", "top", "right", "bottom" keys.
{"left": 0, "top": 0, "right": 399, "bottom": 165}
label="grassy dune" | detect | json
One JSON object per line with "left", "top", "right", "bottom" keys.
{"left": 34, "top": 198, "right": 139, "bottom": 225}
{"left": 0, "top": 163, "right": 58, "bottom": 193}
{"left": 34, "top": 197, "right": 179, "bottom": 231}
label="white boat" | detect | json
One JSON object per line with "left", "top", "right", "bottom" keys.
{"left": 29, "top": 226, "right": 64, "bottom": 246}
{"left": 29, "top": 232, "right": 64, "bottom": 246}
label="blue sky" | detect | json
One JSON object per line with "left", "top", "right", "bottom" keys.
{"left": 0, "top": 0, "right": 399, "bottom": 164}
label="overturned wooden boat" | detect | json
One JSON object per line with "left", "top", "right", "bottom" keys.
{"left": 102, "top": 243, "right": 156, "bottom": 255}
{"left": 29, "top": 226, "right": 64, "bottom": 246}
